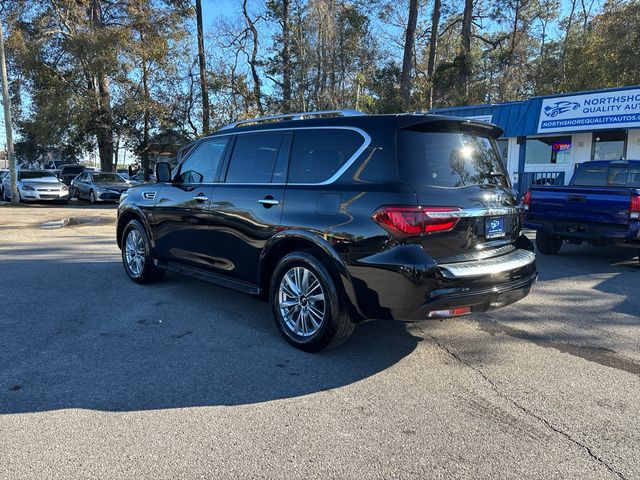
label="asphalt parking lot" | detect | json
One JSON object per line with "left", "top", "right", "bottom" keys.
{"left": 1, "top": 204, "right": 639, "bottom": 479}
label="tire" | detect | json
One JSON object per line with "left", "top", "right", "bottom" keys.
{"left": 270, "top": 251, "right": 354, "bottom": 352}
{"left": 89, "top": 190, "right": 96, "bottom": 204}
{"left": 536, "top": 230, "right": 562, "bottom": 255}
{"left": 121, "top": 219, "right": 165, "bottom": 284}
{"left": 70, "top": 187, "right": 79, "bottom": 200}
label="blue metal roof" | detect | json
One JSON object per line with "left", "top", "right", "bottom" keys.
{"left": 430, "top": 85, "right": 640, "bottom": 137}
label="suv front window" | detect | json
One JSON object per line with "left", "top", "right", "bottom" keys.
{"left": 179, "top": 137, "right": 229, "bottom": 183}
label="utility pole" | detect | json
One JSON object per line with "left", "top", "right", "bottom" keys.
{"left": 0, "top": 14, "right": 17, "bottom": 204}
{"left": 195, "top": 0, "right": 210, "bottom": 134}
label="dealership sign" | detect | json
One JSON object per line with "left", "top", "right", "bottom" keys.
{"left": 537, "top": 88, "right": 640, "bottom": 133}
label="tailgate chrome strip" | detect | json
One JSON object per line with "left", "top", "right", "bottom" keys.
{"left": 426, "top": 207, "right": 518, "bottom": 218}
{"left": 439, "top": 249, "right": 535, "bottom": 278}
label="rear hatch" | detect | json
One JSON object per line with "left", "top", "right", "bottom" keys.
{"left": 397, "top": 119, "right": 519, "bottom": 263}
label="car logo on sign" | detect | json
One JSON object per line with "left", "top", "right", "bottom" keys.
{"left": 543, "top": 101, "right": 580, "bottom": 118}
{"left": 490, "top": 219, "right": 500, "bottom": 229}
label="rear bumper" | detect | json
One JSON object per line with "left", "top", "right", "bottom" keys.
{"left": 346, "top": 238, "right": 537, "bottom": 322}
{"left": 525, "top": 219, "right": 640, "bottom": 245}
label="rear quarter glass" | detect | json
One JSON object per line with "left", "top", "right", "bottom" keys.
{"left": 398, "top": 129, "right": 508, "bottom": 188}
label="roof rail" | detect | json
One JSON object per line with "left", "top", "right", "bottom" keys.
{"left": 219, "top": 109, "right": 365, "bottom": 131}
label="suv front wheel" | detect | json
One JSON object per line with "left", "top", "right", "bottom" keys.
{"left": 121, "top": 219, "right": 165, "bottom": 284}
{"left": 270, "top": 251, "right": 354, "bottom": 352}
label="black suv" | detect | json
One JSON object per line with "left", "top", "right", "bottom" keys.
{"left": 117, "top": 111, "right": 536, "bottom": 351}
{"left": 58, "top": 163, "right": 85, "bottom": 185}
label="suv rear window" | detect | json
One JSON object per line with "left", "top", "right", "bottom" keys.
{"left": 61, "top": 166, "right": 84, "bottom": 175}
{"left": 398, "top": 129, "right": 508, "bottom": 188}
{"left": 288, "top": 129, "right": 363, "bottom": 183}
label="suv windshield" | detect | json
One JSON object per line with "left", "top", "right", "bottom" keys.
{"left": 92, "top": 173, "right": 125, "bottom": 183}
{"left": 19, "top": 171, "right": 57, "bottom": 180}
{"left": 398, "top": 129, "right": 508, "bottom": 188}
{"left": 61, "top": 166, "right": 84, "bottom": 175}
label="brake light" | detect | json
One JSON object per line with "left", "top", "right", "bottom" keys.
{"left": 372, "top": 206, "right": 460, "bottom": 238}
{"left": 522, "top": 190, "right": 532, "bottom": 210}
{"left": 630, "top": 194, "right": 640, "bottom": 220}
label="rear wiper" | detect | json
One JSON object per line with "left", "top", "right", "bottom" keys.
{"left": 480, "top": 171, "right": 506, "bottom": 178}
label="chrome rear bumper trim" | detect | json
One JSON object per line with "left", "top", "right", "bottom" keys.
{"left": 439, "top": 249, "right": 535, "bottom": 278}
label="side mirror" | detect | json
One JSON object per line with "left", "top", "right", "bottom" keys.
{"left": 155, "top": 162, "right": 172, "bottom": 183}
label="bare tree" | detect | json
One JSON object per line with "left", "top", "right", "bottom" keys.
{"left": 400, "top": 0, "right": 419, "bottom": 110}
{"left": 426, "top": 0, "right": 441, "bottom": 109}
{"left": 196, "top": 0, "right": 210, "bottom": 133}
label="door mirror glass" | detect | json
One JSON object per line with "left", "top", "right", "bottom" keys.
{"left": 155, "top": 162, "right": 172, "bottom": 183}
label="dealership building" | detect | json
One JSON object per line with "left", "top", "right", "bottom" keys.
{"left": 431, "top": 85, "right": 640, "bottom": 193}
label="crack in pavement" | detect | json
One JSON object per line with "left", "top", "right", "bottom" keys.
{"left": 419, "top": 327, "right": 627, "bottom": 480}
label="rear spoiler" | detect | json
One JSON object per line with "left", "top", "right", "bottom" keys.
{"left": 397, "top": 114, "right": 504, "bottom": 138}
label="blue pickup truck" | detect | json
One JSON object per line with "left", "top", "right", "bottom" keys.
{"left": 523, "top": 160, "right": 640, "bottom": 256}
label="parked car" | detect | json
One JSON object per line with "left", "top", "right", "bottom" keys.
{"left": 116, "top": 168, "right": 130, "bottom": 180}
{"left": 524, "top": 160, "right": 640, "bottom": 255}
{"left": 45, "top": 160, "right": 78, "bottom": 170}
{"left": 71, "top": 171, "right": 129, "bottom": 203}
{"left": 116, "top": 111, "right": 537, "bottom": 351}
{"left": 128, "top": 172, "right": 156, "bottom": 185}
{"left": 0, "top": 169, "right": 7, "bottom": 198}
{"left": 58, "top": 164, "right": 86, "bottom": 185}
{"left": 2, "top": 169, "right": 69, "bottom": 203}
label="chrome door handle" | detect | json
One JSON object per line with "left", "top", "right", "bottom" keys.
{"left": 258, "top": 198, "right": 279, "bottom": 206}
{"left": 193, "top": 194, "right": 209, "bottom": 202}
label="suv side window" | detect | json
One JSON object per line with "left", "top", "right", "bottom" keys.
{"left": 179, "top": 137, "right": 229, "bottom": 183}
{"left": 288, "top": 129, "right": 364, "bottom": 183}
{"left": 225, "top": 132, "right": 285, "bottom": 183}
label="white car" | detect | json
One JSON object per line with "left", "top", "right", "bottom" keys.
{"left": 1, "top": 170, "right": 70, "bottom": 203}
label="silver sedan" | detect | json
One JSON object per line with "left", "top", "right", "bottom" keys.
{"left": 1, "top": 170, "right": 70, "bottom": 202}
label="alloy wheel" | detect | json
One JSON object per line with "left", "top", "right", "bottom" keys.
{"left": 125, "top": 228, "right": 146, "bottom": 277}
{"left": 278, "top": 266, "right": 326, "bottom": 337}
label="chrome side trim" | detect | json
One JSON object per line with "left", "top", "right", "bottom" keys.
{"left": 183, "top": 126, "right": 372, "bottom": 187}
{"left": 439, "top": 249, "right": 535, "bottom": 279}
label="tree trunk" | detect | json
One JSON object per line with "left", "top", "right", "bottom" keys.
{"left": 282, "top": 0, "right": 292, "bottom": 112}
{"left": 195, "top": 0, "right": 210, "bottom": 133}
{"left": 91, "top": 0, "right": 114, "bottom": 172}
{"left": 427, "top": 0, "right": 441, "bottom": 109}
{"left": 243, "top": 0, "right": 264, "bottom": 115}
{"left": 142, "top": 42, "right": 151, "bottom": 181}
{"left": 459, "top": 0, "right": 473, "bottom": 100}
{"left": 400, "top": 0, "right": 419, "bottom": 111}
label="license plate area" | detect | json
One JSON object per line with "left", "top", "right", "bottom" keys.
{"left": 485, "top": 216, "right": 506, "bottom": 239}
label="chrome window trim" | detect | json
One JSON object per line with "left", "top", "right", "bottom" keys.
{"left": 180, "top": 126, "right": 372, "bottom": 187}
{"left": 439, "top": 249, "right": 535, "bottom": 279}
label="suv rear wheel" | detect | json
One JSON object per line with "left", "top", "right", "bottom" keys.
{"left": 270, "top": 251, "right": 354, "bottom": 352}
{"left": 121, "top": 219, "right": 165, "bottom": 284}
{"left": 536, "top": 230, "right": 562, "bottom": 255}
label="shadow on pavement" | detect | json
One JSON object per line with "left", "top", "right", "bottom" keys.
{"left": 0, "top": 256, "right": 420, "bottom": 414}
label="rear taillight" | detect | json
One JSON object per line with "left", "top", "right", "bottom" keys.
{"left": 630, "top": 194, "right": 640, "bottom": 220}
{"left": 372, "top": 206, "right": 461, "bottom": 238}
{"left": 522, "top": 190, "right": 532, "bottom": 211}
